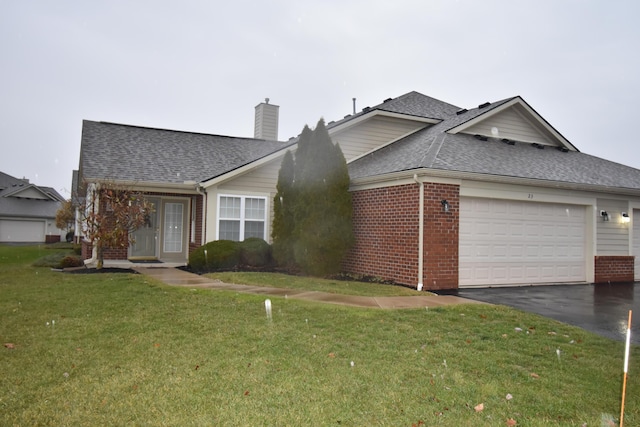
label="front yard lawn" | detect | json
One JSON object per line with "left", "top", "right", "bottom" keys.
{"left": 1, "top": 245, "right": 638, "bottom": 426}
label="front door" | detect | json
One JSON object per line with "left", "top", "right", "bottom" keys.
{"left": 159, "top": 200, "right": 188, "bottom": 261}
{"left": 130, "top": 198, "right": 159, "bottom": 259}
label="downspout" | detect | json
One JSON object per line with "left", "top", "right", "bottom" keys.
{"left": 413, "top": 174, "right": 424, "bottom": 291}
{"left": 83, "top": 183, "right": 99, "bottom": 267}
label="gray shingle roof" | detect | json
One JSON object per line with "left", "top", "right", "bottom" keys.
{"left": 80, "top": 121, "right": 295, "bottom": 184}
{"left": 0, "top": 172, "right": 63, "bottom": 218}
{"left": 348, "top": 94, "right": 640, "bottom": 191}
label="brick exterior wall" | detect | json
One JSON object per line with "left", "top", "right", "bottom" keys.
{"left": 189, "top": 194, "right": 204, "bottom": 256}
{"left": 343, "top": 182, "right": 460, "bottom": 290}
{"left": 594, "top": 256, "right": 635, "bottom": 283}
{"left": 422, "top": 183, "right": 459, "bottom": 290}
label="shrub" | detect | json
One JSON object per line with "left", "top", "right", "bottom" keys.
{"left": 239, "top": 238, "right": 272, "bottom": 268}
{"left": 189, "top": 240, "right": 241, "bottom": 272}
{"left": 60, "top": 255, "right": 84, "bottom": 268}
{"left": 32, "top": 251, "right": 82, "bottom": 268}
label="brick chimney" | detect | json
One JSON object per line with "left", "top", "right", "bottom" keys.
{"left": 254, "top": 98, "right": 279, "bottom": 140}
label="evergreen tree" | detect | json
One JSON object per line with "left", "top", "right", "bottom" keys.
{"left": 271, "top": 150, "right": 296, "bottom": 266}
{"left": 293, "top": 120, "right": 353, "bottom": 275}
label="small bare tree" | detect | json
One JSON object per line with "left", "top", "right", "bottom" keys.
{"left": 81, "top": 183, "right": 154, "bottom": 269}
{"left": 55, "top": 199, "right": 75, "bottom": 240}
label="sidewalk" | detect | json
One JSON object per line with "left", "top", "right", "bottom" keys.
{"left": 133, "top": 267, "right": 484, "bottom": 309}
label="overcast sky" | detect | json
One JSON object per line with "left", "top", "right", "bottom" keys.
{"left": 2, "top": 0, "right": 639, "bottom": 198}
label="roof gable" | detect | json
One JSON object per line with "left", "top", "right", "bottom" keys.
{"left": 447, "top": 97, "right": 576, "bottom": 151}
{"left": 2, "top": 185, "right": 52, "bottom": 200}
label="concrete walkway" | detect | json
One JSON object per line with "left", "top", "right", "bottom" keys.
{"left": 133, "top": 267, "right": 483, "bottom": 309}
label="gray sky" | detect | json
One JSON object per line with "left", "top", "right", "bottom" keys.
{"left": 2, "top": 0, "right": 639, "bottom": 198}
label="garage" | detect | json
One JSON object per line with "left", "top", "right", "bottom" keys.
{"left": 0, "top": 219, "right": 46, "bottom": 242}
{"left": 633, "top": 209, "right": 640, "bottom": 281}
{"left": 459, "top": 197, "right": 586, "bottom": 287}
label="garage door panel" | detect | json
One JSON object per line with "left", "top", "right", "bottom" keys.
{"left": 0, "top": 219, "right": 46, "bottom": 242}
{"left": 460, "top": 198, "right": 586, "bottom": 287}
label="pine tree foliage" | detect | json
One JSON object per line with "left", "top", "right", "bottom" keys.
{"left": 272, "top": 119, "right": 354, "bottom": 276}
{"left": 271, "top": 150, "right": 296, "bottom": 266}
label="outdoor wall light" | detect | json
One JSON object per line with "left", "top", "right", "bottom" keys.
{"left": 441, "top": 199, "right": 450, "bottom": 213}
{"left": 600, "top": 210, "right": 609, "bottom": 221}
{"left": 621, "top": 212, "right": 630, "bottom": 224}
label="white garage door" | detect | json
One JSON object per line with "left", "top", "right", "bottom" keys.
{"left": 633, "top": 209, "right": 640, "bottom": 280}
{"left": 0, "top": 219, "right": 46, "bottom": 242}
{"left": 459, "top": 198, "right": 586, "bottom": 287}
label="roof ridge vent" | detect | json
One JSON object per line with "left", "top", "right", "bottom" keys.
{"left": 474, "top": 134, "right": 488, "bottom": 141}
{"left": 383, "top": 98, "right": 392, "bottom": 103}
{"left": 478, "top": 102, "right": 491, "bottom": 109}
{"left": 456, "top": 108, "right": 468, "bottom": 115}
{"left": 362, "top": 106, "right": 371, "bottom": 112}
{"left": 531, "top": 143, "right": 545, "bottom": 149}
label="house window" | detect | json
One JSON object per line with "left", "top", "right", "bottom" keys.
{"left": 218, "top": 195, "right": 266, "bottom": 241}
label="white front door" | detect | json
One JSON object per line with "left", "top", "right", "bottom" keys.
{"left": 459, "top": 197, "right": 586, "bottom": 287}
{"left": 159, "top": 200, "right": 189, "bottom": 261}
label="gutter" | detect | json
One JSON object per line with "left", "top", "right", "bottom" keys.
{"left": 413, "top": 174, "right": 424, "bottom": 291}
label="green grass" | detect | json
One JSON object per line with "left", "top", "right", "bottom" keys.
{"left": 206, "top": 271, "right": 426, "bottom": 296}
{"left": 1, "top": 244, "right": 639, "bottom": 426}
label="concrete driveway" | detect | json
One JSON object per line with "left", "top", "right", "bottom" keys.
{"left": 446, "top": 283, "right": 640, "bottom": 344}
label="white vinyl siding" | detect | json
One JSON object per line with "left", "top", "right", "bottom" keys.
{"left": 459, "top": 198, "right": 586, "bottom": 287}
{"left": 218, "top": 195, "right": 267, "bottom": 241}
{"left": 461, "top": 106, "right": 553, "bottom": 145}
{"left": 219, "top": 159, "right": 281, "bottom": 194}
{"left": 332, "top": 116, "right": 428, "bottom": 161}
{"left": 596, "top": 199, "right": 630, "bottom": 255}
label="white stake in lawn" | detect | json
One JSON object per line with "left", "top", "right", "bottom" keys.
{"left": 620, "top": 310, "right": 632, "bottom": 427}
{"left": 265, "top": 299, "right": 272, "bottom": 321}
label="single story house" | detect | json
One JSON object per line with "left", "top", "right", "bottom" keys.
{"left": 76, "top": 91, "right": 640, "bottom": 289}
{"left": 0, "top": 171, "right": 65, "bottom": 243}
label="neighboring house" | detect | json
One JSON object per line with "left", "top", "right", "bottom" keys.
{"left": 76, "top": 92, "right": 640, "bottom": 289}
{"left": 0, "top": 172, "right": 65, "bottom": 243}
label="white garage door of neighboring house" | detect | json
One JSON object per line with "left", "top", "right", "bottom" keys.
{"left": 459, "top": 198, "right": 586, "bottom": 287}
{"left": 0, "top": 219, "right": 46, "bottom": 242}
{"left": 633, "top": 209, "right": 640, "bottom": 281}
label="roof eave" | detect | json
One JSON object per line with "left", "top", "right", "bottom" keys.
{"left": 82, "top": 178, "right": 201, "bottom": 194}
{"left": 328, "top": 109, "right": 440, "bottom": 134}
{"left": 350, "top": 168, "right": 640, "bottom": 197}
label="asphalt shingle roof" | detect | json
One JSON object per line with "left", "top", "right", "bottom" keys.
{"left": 0, "top": 172, "right": 63, "bottom": 218}
{"left": 348, "top": 93, "right": 640, "bottom": 191}
{"left": 80, "top": 121, "right": 296, "bottom": 184}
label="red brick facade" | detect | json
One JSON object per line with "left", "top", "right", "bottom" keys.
{"left": 422, "top": 183, "right": 459, "bottom": 290}
{"left": 594, "top": 256, "right": 634, "bottom": 283}
{"left": 343, "top": 182, "right": 460, "bottom": 290}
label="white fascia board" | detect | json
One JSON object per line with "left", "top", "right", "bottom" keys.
{"left": 448, "top": 97, "right": 576, "bottom": 151}
{"left": 328, "top": 110, "right": 440, "bottom": 135}
{"left": 350, "top": 168, "right": 640, "bottom": 197}
{"left": 83, "top": 178, "right": 200, "bottom": 194}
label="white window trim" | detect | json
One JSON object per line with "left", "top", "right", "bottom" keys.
{"left": 216, "top": 194, "right": 268, "bottom": 241}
